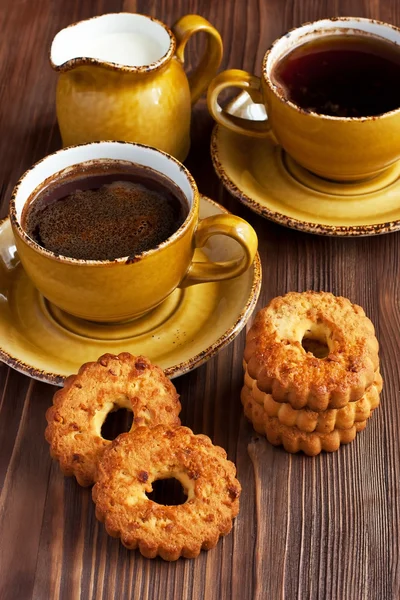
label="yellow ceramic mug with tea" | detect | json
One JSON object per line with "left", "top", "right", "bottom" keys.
{"left": 51, "top": 13, "right": 223, "bottom": 161}
{"left": 208, "top": 18, "right": 400, "bottom": 181}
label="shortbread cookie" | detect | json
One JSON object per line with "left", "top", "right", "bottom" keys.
{"left": 242, "top": 386, "right": 368, "bottom": 456}
{"left": 45, "top": 353, "right": 181, "bottom": 486}
{"left": 92, "top": 425, "right": 241, "bottom": 561}
{"left": 243, "top": 365, "right": 382, "bottom": 433}
{"left": 244, "top": 292, "right": 379, "bottom": 411}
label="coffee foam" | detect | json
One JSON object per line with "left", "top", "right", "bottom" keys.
{"left": 25, "top": 174, "right": 187, "bottom": 261}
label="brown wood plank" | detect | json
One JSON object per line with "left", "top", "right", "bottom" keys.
{"left": 0, "top": 0, "right": 400, "bottom": 598}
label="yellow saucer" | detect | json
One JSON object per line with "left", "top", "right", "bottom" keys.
{"left": 0, "top": 196, "right": 261, "bottom": 385}
{"left": 211, "top": 92, "right": 400, "bottom": 236}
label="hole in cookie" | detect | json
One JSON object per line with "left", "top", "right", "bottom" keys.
{"left": 301, "top": 333, "right": 330, "bottom": 359}
{"left": 101, "top": 408, "right": 133, "bottom": 441}
{"left": 146, "top": 478, "right": 187, "bottom": 506}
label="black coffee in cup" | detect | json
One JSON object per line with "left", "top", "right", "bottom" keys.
{"left": 272, "top": 34, "right": 400, "bottom": 117}
{"left": 22, "top": 160, "right": 189, "bottom": 261}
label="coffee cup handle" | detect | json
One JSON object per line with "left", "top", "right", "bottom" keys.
{"left": 207, "top": 69, "right": 272, "bottom": 137}
{"left": 179, "top": 214, "right": 258, "bottom": 287}
{"left": 172, "top": 15, "right": 223, "bottom": 105}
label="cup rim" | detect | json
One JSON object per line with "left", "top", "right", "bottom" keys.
{"left": 9, "top": 141, "right": 198, "bottom": 266}
{"left": 262, "top": 16, "right": 400, "bottom": 122}
{"left": 50, "top": 12, "right": 176, "bottom": 73}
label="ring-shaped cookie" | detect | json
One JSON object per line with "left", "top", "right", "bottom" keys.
{"left": 45, "top": 353, "right": 181, "bottom": 486}
{"left": 243, "top": 365, "right": 382, "bottom": 433}
{"left": 242, "top": 386, "right": 369, "bottom": 456}
{"left": 244, "top": 292, "right": 380, "bottom": 411}
{"left": 92, "top": 425, "right": 241, "bottom": 561}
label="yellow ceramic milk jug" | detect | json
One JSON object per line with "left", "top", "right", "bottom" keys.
{"left": 50, "top": 13, "right": 223, "bottom": 161}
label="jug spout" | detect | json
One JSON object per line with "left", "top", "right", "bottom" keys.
{"left": 50, "top": 13, "right": 175, "bottom": 72}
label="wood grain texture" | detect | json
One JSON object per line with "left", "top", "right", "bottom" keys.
{"left": 0, "top": 0, "right": 400, "bottom": 598}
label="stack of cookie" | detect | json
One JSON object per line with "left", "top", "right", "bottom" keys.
{"left": 241, "top": 291, "right": 382, "bottom": 456}
{"left": 45, "top": 353, "right": 241, "bottom": 561}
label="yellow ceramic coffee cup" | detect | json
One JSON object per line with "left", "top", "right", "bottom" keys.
{"left": 9, "top": 142, "right": 258, "bottom": 323}
{"left": 208, "top": 17, "right": 400, "bottom": 181}
{"left": 51, "top": 13, "right": 223, "bottom": 162}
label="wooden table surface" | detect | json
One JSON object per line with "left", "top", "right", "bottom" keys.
{"left": 1, "top": 1, "right": 400, "bottom": 599}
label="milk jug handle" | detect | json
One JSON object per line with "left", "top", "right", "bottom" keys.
{"left": 172, "top": 15, "right": 223, "bottom": 105}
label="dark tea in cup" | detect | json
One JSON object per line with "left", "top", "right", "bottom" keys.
{"left": 207, "top": 18, "right": 400, "bottom": 180}
{"left": 271, "top": 34, "right": 400, "bottom": 118}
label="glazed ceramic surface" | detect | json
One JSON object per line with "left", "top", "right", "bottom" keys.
{"left": 52, "top": 13, "right": 223, "bottom": 161}
{"left": 0, "top": 196, "right": 262, "bottom": 384}
{"left": 10, "top": 141, "right": 258, "bottom": 322}
{"left": 208, "top": 18, "right": 400, "bottom": 181}
{"left": 211, "top": 92, "right": 400, "bottom": 236}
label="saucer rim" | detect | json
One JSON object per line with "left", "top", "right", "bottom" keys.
{"left": 210, "top": 93, "right": 400, "bottom": 237}
{"left": 0, "top": 196, "right": 261, "bottom": 385}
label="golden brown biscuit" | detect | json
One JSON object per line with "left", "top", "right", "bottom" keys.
{"left": 242, "top": 385, "right": 369, "bottom": 456}
{"left": 45, "top": 353, "right": 181, "bottom": 486}
{"left": 92, "top": 425, "right": 241, "bottom": 561}
{"left": 244, "top": 292, "right": 379, "bottom": 411}
{"left": 244, "top": 364, "right": 382, "bottom": 433}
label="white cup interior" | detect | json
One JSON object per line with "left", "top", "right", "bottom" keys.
{"left": 13, "top": 142, "right": 195, "bottom": 223}
{"left": 265, "top": 18, "right": 400, "bottom": 75}
{"left": 51, "top": 13, "right": 172, "bottom": 68}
